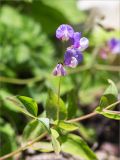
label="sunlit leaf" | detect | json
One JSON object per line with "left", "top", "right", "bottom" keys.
{"left": 58, "top": 121, "right": 78, "bottom": 131}
{"left": 51, "top": 129, "right": 61, "bottom": 154}
{"left": 30, "top": 142, "right": 53, "bottom": 152}
{"left": 37, "top": 118, "right": 50, "bottom": 132}
{"left": 61, "top": 134, "right": 98, "bottom": 160}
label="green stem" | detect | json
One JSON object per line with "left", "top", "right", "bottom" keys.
{"left": 57, "top": 77, "right": 61, "bottom": 122}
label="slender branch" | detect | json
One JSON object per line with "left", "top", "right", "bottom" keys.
{"left": 104, "top": 100, "right": 120, "bottom": 110}
{"left": 95, "top": 64, "right": 120, "bottom": 72}
{"left": 0, "top": 76, "right": 45, "bottom": 84}
{"left": 69, "top": 100, "right": 120, "bottom": 123}
{"left": 67, "top": 112, "right": 98, "bottom": 123}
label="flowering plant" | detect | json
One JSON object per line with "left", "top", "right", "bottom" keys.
{"left": 0, "top": 24, "right": 120, "bottom": 160}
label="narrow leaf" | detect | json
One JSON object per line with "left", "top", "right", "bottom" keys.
{"left": 61, "top": 134, "right": 98, "bottom": 160}
{"left": 37, "top": 118, "right": 50, "bottom": 132}
{"left": 98, "top": 80, "right": 118, "bottom": 110}
{"left": 17, "top": 96, "right": 38, "bottom": 116}
{"left": 23, "top": 120, "right": 45, "bottom": 141}
{"left": 31, "top": 142, "right": 53, "bottom": 152}
{"left": 58, "top": 121, "right": 78, "bottom": 131}
{"left": 51, "top": 129, "right": 61, "bottom": 153}
{"left": 104, "top": 79, "right": 118, "bottom": 97}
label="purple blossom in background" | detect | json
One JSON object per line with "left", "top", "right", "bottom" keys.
{"left": 64, "top": 49, "right": 83, "bottom": 68}
{"left": 56, "top": 24, "right": 74, "bottom": 41}
{"left": 53, "top": 64, "right": 66, "bottom": 76}
{"left": 108, "top": 38, "right": 120, "bottom": 54}
{"left": 100, "top": 38, "right": 120, "bottom": 59}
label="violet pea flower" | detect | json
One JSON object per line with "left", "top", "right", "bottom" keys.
{"left": 56, "top": 24, "right": 74, "bottom": 41}
{"left": 64, "top": 48, "right": 83, "bottom": 68}
{"left": 72, "top": 32, "right": 89, "bottom": 51}
{"left": 53, "top": 63, "right": 66, "bottom": 76}
{"left": 108, "top": 38, "right": 120, "bottom": 54}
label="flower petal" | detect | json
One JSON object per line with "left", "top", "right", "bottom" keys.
{"left": 64, "top": 48, "right": 83, "bottom": 68}
{"left": 79, "top": 37, "right": 89, "bottom": 51}
{"left": 108, "top": 38, "right": 120, "bottom": 54}
{"left": 56, "top": 24, "right": 74, "bottom": 41}
{"left": 72, "top": 32, "right": 82, "bottom": 48}
{"left": 53, "top": 64, "right": 66, "bottom": 76}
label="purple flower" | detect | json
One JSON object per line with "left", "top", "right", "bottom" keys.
{"left": 64, "top": 48, "right": 83, "bottom": 68}
{"left": 99, "top": 38, "right": 120, "bottom": 59}
{"left": 56, "top": 24, "right": 74, "bottom": 41}
{"left": 72, "top": 32, "right": 89, "bottom": 51}
{"left": 108, "top": 38, "right": 120, "bottom": 54}
{"left": 53, "top": 64, "right": 66, "bottom": 76}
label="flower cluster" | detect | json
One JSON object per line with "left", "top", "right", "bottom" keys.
{"left": 53, "top": 24, "right": 89, "bottom": 76}
{"left": 100, "top": 38, "right": 120, "bottom": 59}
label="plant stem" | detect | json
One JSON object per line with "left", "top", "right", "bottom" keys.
{"left": 0, "top": 76, "right": 44, "bottom": 84}
{"left": 57, "top": 77, "right": 61, "bottom": 122}
{"left": 95, "top": 64, "right": 120, "bottom": 72}
{"left": 67, "top": 112, "right": 98, "bottom": 123}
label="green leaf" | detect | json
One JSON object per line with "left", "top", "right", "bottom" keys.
{"left": 61, "top": 134, "right": 98, "bottom": 160}
{"left": 58, "top": 121, "right": 78, "bottom": 131}
{"left": 104, "top": 79, "right": 118, "bottom": 97}
{"left": 46, "top": 90, "right": 67, "bottom": 121}
{"left": 97, "top": 110, "right": 120, "bottom": 120}
{"left": 98, "top": 79, "right": 118, "bottom": 111}
{"left": 51, "top": 129, "right": 61, "bottom": 154}
{"left": 17, "top": 96, "right": 38, "bottom": 116}
{"left": 30, "top": 142, "right": 53, "bottom": 152}
{"left": 23, "top": 120, "right": 45, "bottom": 141}
{"left": 37, "top": 118, "right": 50, "bottom": 132}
